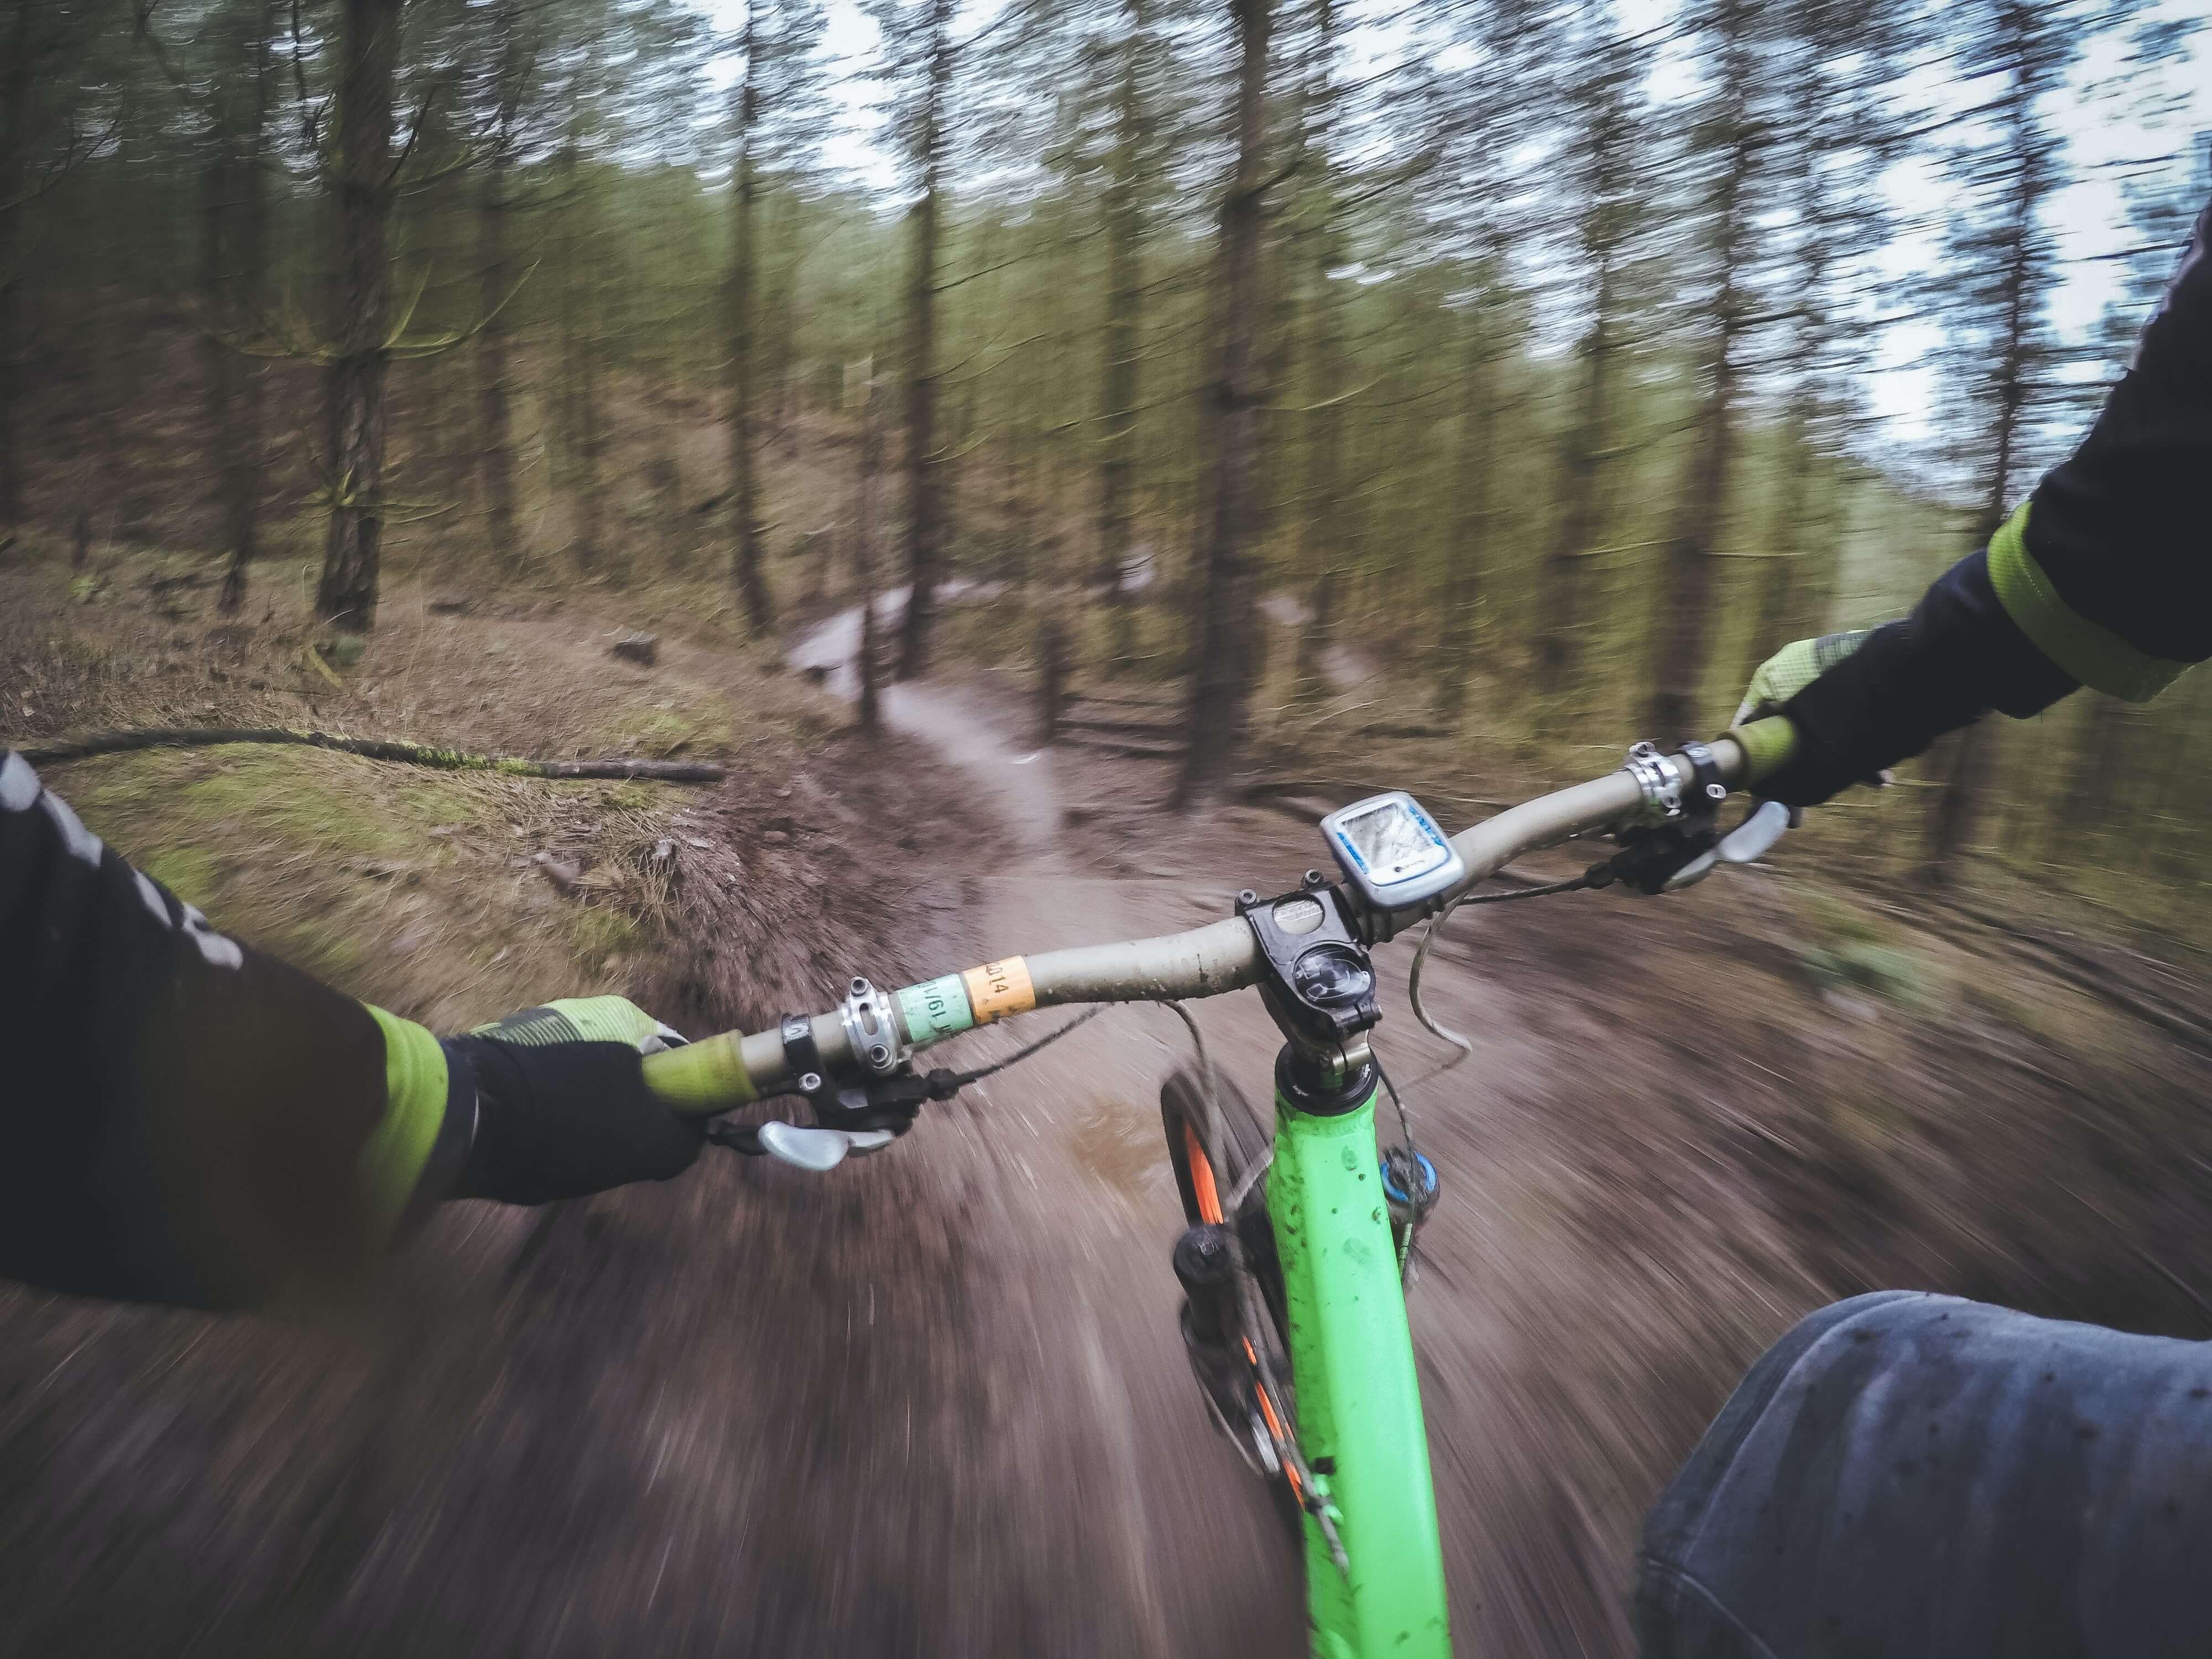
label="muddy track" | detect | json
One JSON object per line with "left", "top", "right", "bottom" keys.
{"left": 7, "top": 594, "right": 2210, "bottom": 1657}
{"left": 0, "top": 601, "right": 1306, "bottom": 1658}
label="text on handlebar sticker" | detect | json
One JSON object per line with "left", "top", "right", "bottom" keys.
{"left": 898, "top": 974, "right": 975, "bottom": 1041}
{"left": 962, "top": 958, "right": 1036, "bottom": 1024}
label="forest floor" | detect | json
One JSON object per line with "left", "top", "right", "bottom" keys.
{"left": 3, "top": 542, "right": 2211, "bottom": 1655}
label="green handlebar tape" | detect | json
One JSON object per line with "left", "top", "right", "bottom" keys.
{"left": 1726, "top": 716, "right": 1799, "bottom": 785}
{"left": 641, "top": 1033, "right": 759, "bottom": 1115}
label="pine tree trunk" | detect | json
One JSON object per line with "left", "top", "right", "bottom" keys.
{"left": 1001, "top": 429, "right": 1023, "bottom": 583}
{"left": 651, "top": 420, "right": 685, "bottom": 565}
{"left": 1538, "top": 286, "right": 1614, "bottom": 697}
{"left": 559, "top": 146, "right": 603, "bottom": 575}
{"left": 207, "top": 0, "right": 270, "bottom": 616}
{"left": 315, "top": 0, "right": 400, "bottom": 632}
{"left": 1746, "top": 402, "right": 1815, "bottom": 675}
{"left": 2062, "top": 693, "right": 2126, "bottom": 852}
{"left": 762, "top": 194, "right": 799, "bottom": 458}
{"left": 477, "top": 66, "right": 520, "bottom": 576}
{"left": 895, "top": 0, "right": 952, "bottom": 679}
{"left": 855, "top": 384, "right": 881, "bottom": 734}
{"left": 1436, "top": 321, "right": 1495, "bottom": 724}
{"left": 1538, "top": 52, "right": 1631, "bottom": 705}
{"left": 1295, "top": 0, "right": 1347, "bottom": 706}
{"left": 576, "top": 300, "right": 604, "bottom": 575}
{"left": 1926, "top": 24, "right": 2042, "bottom": 882}
{"left": 1648, "top": 22, "right": 1754, "bottom": 742}
{"left": 1175, "top": 0, "right": 1270, "bottom": 802}
{"left": 728, "top": 0, "right": 773, "bottom": 637}
{"left": 1094, "top": 0, "right": 1147, "bottom": 601}
{"left": 0, "top": 0, "right": 34, "bottom": 526}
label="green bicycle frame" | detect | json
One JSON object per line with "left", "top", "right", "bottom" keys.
{"left": 1270, "top": 1079, "right": 1451, "bottom": 1658}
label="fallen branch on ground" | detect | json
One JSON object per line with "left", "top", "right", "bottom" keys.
{"left": 16, "top": 728, "right": 727, "bottom": 782}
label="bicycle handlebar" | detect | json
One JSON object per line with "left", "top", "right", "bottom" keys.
{"left": 643, "top": 730, "right": 1761, "bottom": 1114}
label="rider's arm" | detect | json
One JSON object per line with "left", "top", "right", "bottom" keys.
{"left": 1740, "top": 196, "right": 2211, "bottom": 806}
{"left": 0, "top": 749, "right": 702, "bottom": 1309}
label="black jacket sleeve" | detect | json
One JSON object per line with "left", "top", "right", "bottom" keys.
{"left": 1758, "top": 195, "right": 2211, "bottom": 807}
{"left": 1757, "top": 551, "right": 2078, "bottom": 805}
{"left": 2025, "top": 196, "right": 2212, "bottom": 669}
{"left": 0, "top": 749, "right": 439, "bottom": 1306}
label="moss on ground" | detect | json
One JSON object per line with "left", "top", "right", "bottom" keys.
{"left": 591, "top": 689, "right": 740, "bottom": 759}
{"left": 51, "top": 742, "right": 676, "bottom": 1029}
{"left": 4, "top": 550, "right": 874, "bottom": 1032}
{"left": 569, "top": 904, "right": 644, "bottom": 963}
{"left": 169, "top": 749, "right": 482, "bottom": 857}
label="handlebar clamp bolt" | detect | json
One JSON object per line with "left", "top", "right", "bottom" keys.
{"left": 1624, "top": 740, "right": 1687, "bottom": 822}
{"left": 837, "top": 976, "right": 907, "bottom": 1077}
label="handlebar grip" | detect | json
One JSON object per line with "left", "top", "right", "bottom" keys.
{"left": 643, "top": 1032, "right": 761, "bottom": 1115}
{"left": 1727, "top": 716, "right": 1798, "bottom": 787}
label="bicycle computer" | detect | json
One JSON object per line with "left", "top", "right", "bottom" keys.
{"left": 1319, "top": 791, "right": 1466, "bottom": 913}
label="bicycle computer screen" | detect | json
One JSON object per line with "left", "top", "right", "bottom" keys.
{"left": 1339, "top": 800, "right": 1439, "bottom": 881}
{"left": 1320, "top": 789, "right": 1467, "bottom": 910}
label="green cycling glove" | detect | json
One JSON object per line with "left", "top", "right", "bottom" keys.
{"left": 1732, "top": 631, "right": 1872, "bottom": 728}
{"left": 1727, "top": 630, "right": 1881, "bottom": 801}
{"left": 441, "top": 997, "right": 707, "bottom": 1206}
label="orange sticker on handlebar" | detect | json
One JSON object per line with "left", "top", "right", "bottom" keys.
{"left": 962, "top": 957, "right": 1036, "bottom": 1024}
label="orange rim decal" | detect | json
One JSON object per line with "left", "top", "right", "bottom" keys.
{"left": 1253, "top": 1378, "right": 1285, "bottom": 1438}
{"left": 1185, "top": 1120, "right": 1224, "bottom": 1224}
{"left": 1183, "top": 1125, "right": 1299, "bottom": 1509}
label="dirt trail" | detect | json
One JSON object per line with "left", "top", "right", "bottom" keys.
{"left": 774, "top": 597, "right": 1702, "bottom": 1654}
{"left": 776, "top": 597, "right": 1867, "bottom": 1654}
{"left": 785, "top": 596, "right": 1309, "bottom": 1651}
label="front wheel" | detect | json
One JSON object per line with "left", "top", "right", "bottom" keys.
{"left": 1160, "top": 1066, "right": 1267, "bottom": 1228}
{"left": 1160, "top": 1069, "right": 1302, "bottom": 1543}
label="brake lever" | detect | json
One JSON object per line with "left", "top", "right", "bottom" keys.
{"left": 709, "top": 1119, "right": 898, "bottom": 1170}
{"left": 1662, "top": 799, "right": 1792, "bottom": 891}
{"left": 709, "top": 1065, "right": 967, "bottom": 1170}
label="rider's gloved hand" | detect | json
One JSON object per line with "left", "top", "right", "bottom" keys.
{"left": 1731, "top": 631, "right": 1874, "bottom": 728}
{"left": 1727, "top": 630, "right": 1886, "bottom": 808}
{"left": 1725, "top": 548, "right": 2080, "bottom": 808}
{"left": 441, "top": 997, "right": 706, "bottom": 1205}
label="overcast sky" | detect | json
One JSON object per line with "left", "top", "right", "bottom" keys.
{"left": 697, "top": 0, "right": 2212, "bottom": 454}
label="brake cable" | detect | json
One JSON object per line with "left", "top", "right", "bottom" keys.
{"left": 931, "top": 1004, "right": 1105, "bottom": 1091}
{"left": 729, "top": 1006, "right": 1108, "bottom": 1151}
{"left": 1405, "top": 872, "right": 1599, "bottom": 1085}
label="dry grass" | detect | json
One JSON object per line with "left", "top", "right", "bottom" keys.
{"left": 2, "top": 541, "right": 855, "bottom": 1035}
{"left": 50, "top": 744, "right": 671, "bottom": 1031}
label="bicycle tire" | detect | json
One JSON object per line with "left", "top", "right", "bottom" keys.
{"left": 1160, "top": 1066, "right": 1267, "bottom": 1227}
{"left": 1160, "top": 1069, "right": 1303, "bottom": 1546}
